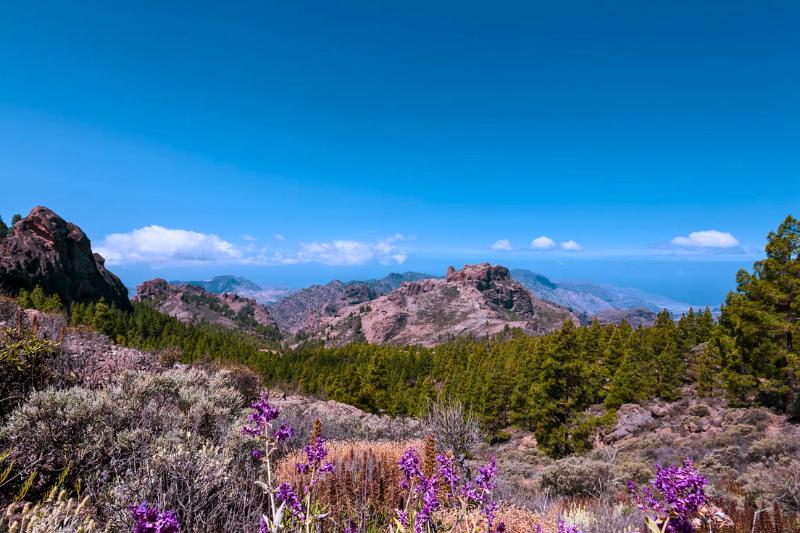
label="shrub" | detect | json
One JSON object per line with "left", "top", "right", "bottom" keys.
{"left": 539, "top": 458, "right": 615, "bottom": 497}
{"left": 106, "top": 431, "right": 263, "bottom": 532}
{"left": 0, "top": 318, "right": 58, "bottom": 418}
{"left": 745, "top": 435, "right": 800, "bottom": 463}
{"left": 739, "top": 458, "right": 800, "bottom": 513}
{"left": 0, "top": 368, "right": 243, "bottom": 499}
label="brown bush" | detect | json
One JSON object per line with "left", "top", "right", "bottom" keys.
{"left": 276, "top": 439, "right": 422, "bottom": 529}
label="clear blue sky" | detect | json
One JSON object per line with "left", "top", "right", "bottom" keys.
{"left": 1, "top": 1, "right": 798, "bottom": 304}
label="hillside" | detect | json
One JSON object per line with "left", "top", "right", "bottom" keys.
{"left": 134, "top": 278, "right": 279, "bottom": 338}
{"left": 313, "top": 263, "right": 576, "bottom": 346}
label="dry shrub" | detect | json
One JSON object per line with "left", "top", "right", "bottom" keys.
{"left": 540, "top": 457, "right": 616, "bottom": 497}
{"left": 2, "top": 489, "right": 103, "bottom": 532}
{"left": 276, "top": 439, "right": 422, "bottom": 529}
{"left": 738, "top": 458, "right": 800, "bottom": 513}
{"left": 437, "top": 504, "right": 547, "bottom": 533}
{"left": 0, "top": 368, "right": 243, "bottom": 500}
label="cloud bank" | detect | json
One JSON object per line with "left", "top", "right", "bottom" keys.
{"left": 97, "top": 226, "right": 407, "bottom": 266}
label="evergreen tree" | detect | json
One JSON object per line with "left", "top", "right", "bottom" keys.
{"left": 695, "top": 341, "right": 722, "bottom": 397}
{"left": 10, "top": 214, "right": 22, "bottom": 226}
{"left": 719, "top": 215, "right": 800, "bottom": 412}
{"left": 30, "top": 286, "right": 47, "bottom": 310}
{"left": 0, "top": 215, "right": 8, "bottom": 239}
{"left": 17, "top": 288, "right": 32, "bottom": 309}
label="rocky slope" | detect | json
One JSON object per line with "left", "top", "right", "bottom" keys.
{"left": 134, "top": 278, "right": 279, "bottom": 336}
{"left": 0, "top": 206, "right": 131, "bottom": 310}
{"left": 268, "top": 272, "right": 432, "bottom": 335}
{"left": 313, "top": 263, "right": 577, "bottom": 346}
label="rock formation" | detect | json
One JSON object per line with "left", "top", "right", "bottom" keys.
{"left": 0, "top": 206, "right": 131, "bottom": 310}
{"left": 313, "top": 263, "right": 577, "bottom": 346}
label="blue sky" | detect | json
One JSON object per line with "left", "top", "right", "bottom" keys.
{"left": 1, "top": 1, "right": 798, "bottom": 305}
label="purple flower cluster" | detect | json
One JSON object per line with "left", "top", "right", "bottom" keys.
{"left": 242, "top": 393, "right": 294, "bottom": 459}
{"left": 130, "top": 502, "right": 180, "bottom": 533}
{"left": 629, "top": 458, "right": 708, "bottom": 533}
{"left": 242, "top": 394, "right": 279, "bottom": 436}
{"left": 397, "top": 448, "right": 504, "bottom": 533}
{"left": 276, "top": 482, "right": 305, "bottom": 520}
{"left": 294, "top": 435, "right": 334, "bottom": 491}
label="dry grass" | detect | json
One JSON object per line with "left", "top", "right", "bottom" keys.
{"left": 276, "top": 439, "right": 423, "bottom": 528}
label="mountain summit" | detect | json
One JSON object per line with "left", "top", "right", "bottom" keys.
{"left": 313, "top": 263, "right": 576, "bottom": 346}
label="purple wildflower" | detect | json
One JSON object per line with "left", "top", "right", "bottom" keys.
{"left": 130, "top": 502, "right": 180, "bottom": 533}
{"left": 396, "top": 509, "right": 409, "bottom": 528}
{"left": 251, "top": 448, "right": 265, "bottom": 460}
{"left": 413, "top": 474, "right": 440, "bottom": 532}
{"left": 344, "top": 519, "right": 359, "bottom": 533}
{"left": 630, "top": 458, "right": 707, "bottom": 533}
{"left": 275, "top": 482, "right": 305, "bottom": 520}
{"left": 436, "top": 454, "right": 460, "bottom": 499}
{"left": 242, "top": 393, "right": 280, "bottom": 436}
{"left": 398, "top": 448, "right": 422, "bottom": 489}
{"left": 274, "top": 423, "right": 293, "bottom": 442}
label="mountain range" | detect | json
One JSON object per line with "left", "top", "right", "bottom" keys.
{"left": 0, "top": 207, "right": 706, "bottom": 346}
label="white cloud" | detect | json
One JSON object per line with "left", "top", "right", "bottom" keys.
{"left": 273, "top": 233, "right": 286, "bottom": 241}
{"left": 242, "top": 234, "right": 257, "bottom": 242}
{"left": 97, "top": 226, "right": 408, "bottom": 267}
{"left": 298, "top": 234, "right": 407, "bottom": 266}
{"left": 96, "top": 226, "right": 243, "bottom": 266}
{"left": 490, "top": 239, "right": 513, "bottom": 251}
{"left": 560, "top": 240, "right": 583, "bottom": 251}
{"left": 671, "top": 230, "right": 739, "bottom": 249}
{"left": 530, "top": 236, "right": 556, "bottom": 250}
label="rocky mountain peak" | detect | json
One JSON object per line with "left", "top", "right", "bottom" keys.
{"left": 445, "top": 263, "right": 512, "bottom": 284}
{"left": 0, "top": 206, "right": 131, "bottom": 310}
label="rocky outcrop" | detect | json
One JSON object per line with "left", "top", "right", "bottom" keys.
{"left": 0, "top": 207, "right": 131, "bottom": 310}
{"left": 314, "top": 263, "right": 577, "bottom": 346}
{"left": 269, "top": 272, "right": 433, "bottom": 335}
{"left": 134, "top": 279, "right": 279, "bottom": 337}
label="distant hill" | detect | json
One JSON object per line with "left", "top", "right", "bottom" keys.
{"left": 510, "top": 268, "right": 694, "bottom": 317}
{"left": 173, "top": 275, "right": 262, "bottom": 293}
{"left": 172, "top": 275, "right": 290, "bottom": 304}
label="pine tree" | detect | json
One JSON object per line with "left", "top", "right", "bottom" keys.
{"left": 30, "top": 285, "right": 46, "bottom": 310}
{"left": 93, "top": 298, "right": 112, "bottom": 333}
{"left": 695, "top": 341, "right": 722, "bottom": 397}
{"left": 0, "top": 215, "right": 8, "bottom": 239}
{"left": 719, "top": 215, "right": 800, "bottom": 412}
{"left": 10, "top": 214, "right": 21, "bottom": 226}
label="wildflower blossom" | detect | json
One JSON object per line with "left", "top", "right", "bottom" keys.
{"left": 398, "top": 448, "right": 422, "bottom": 489}
{"left": 274, "top": 423, "right": 293, "bottom": 442}
{"left": 242, "top": 393, "right": 280, "bottom": 436}
{"left": 630, "top": 458, "right": 708, "bottom": 533}
{"left": 130, "top": 502, "right": 181, "bottom": 533}
{"left": 276, "top": 482, "right": 305, "bottom": 520}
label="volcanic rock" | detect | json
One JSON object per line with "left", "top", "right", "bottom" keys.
{"left": 0, "top": 206, "right": 131, "bottom": 310}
